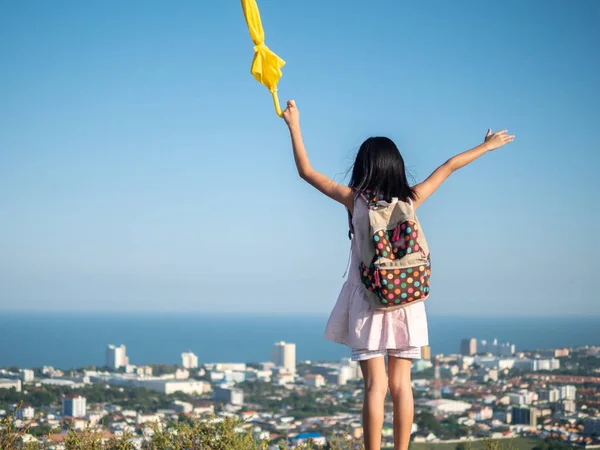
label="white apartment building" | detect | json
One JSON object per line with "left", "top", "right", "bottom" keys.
{"left": 181, "top": 352, "right": 198, "bottom": 369}
{"left": 20, "top": 369, "right": 35, "bottom": 383}
{"left": 305, "top": 374, "right": 326, "bottom": 388}
{"left": 106, "top": 345, "right": 129, "bottom": 370}
{"left": 559, "top": 385, "right": 577, "bottom": 400}
{"left": 62, "top": 395, "right": 87, "bottom": 418}
{"left": 533, "top": 359, "right": 560, "bottom": 371}
{"left": 271, "top": 341, "right": 296, "bottom": 375}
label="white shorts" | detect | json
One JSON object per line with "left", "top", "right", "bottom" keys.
{"left": 351, "top": 347, "right": 422, "bottom": 361}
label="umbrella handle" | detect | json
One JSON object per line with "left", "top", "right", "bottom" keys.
{"left": 271, "top": 91, "right": 283, "bottom": 117}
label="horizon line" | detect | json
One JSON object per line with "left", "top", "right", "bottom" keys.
{"left": 1, "top": 309, "right": 599, "bottom": 319}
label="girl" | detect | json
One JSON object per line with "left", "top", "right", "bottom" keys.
{"left": 281, "top": 99, "right": 514, "bottom": 450}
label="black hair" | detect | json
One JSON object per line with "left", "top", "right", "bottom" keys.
{"left": 349, "top": 137, "right": 416, "bottom": 202}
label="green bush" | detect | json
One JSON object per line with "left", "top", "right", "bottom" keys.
{"left": 1, "top": 408, "right": 365, "bottom": 450}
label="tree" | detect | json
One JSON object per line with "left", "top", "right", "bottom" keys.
{"left": 532, "top": 438, "right": 573, "bottom": 450}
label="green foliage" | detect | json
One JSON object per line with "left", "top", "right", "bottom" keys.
{"left": 531, "top": 438, "right": 574, "bottom": 450}
{"left": 144, "top": 415, "right": 268, "bottom": 450}
{"left": 1, "top": 406, "right": 368, "bottom": 450}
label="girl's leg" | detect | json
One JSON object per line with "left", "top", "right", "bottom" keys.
{"left": 358, "top": 352, "right": 388, "bottom": 450}
{"left": 387, "top": 354, "right": 414, "bottom": 450}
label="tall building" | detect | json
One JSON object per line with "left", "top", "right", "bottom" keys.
{"left": 511, "top": 406, "right": 537, "bottom": 427}
{"left": 421, "top": 346, "right": 431, "bottom": 361}
{"left": 460, "top": 338, "right": 477, "bottom": 356}
{"left": 560, "top": 400, "right": 576, "bottom": 414}
{"left": 106, "top": 345, "right": 128, "bottom": 370}
{"left": 62, "top": 394, "right": 87, "bottom": 418}
{"left": 181, "top": 352, "right": 198, "bottom": 369}
{"left": 539, "top": 388, "right": 560, "bottom": 403}
{"left": 19, "top": 369, "right": 34, "bottom": 383}
{"left": 559, "top": 385, "right": 576, "bottom": 401}
{"left": 271, "top": 341, "right": 296, "bottom": 375}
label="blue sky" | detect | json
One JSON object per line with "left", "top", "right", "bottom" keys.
{"left": 1, "top": 0, "right": 598, "bottom": 316}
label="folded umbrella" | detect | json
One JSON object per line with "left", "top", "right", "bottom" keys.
{"left": 241, "top": 0, "right": 286, "bottom": 117}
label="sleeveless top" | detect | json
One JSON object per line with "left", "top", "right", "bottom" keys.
{"left": 323, "top": 194, "right": 429, "bottom": 351}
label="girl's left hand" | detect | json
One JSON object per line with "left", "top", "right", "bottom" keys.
{"left": 484, "top": 129, "right": 515, "bottom": 151}
{"left": 282, "top": 100, "right": 300, "bottom": 128}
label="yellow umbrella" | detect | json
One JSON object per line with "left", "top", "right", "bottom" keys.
{"left": 241, "top": 0, "right": 286, "bottom": 117}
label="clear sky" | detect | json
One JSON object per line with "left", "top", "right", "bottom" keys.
{"left": 1, "top": 0, "right": 598, "bottom": 316}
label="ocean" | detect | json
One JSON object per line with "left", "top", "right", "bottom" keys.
{"left": 0, "top": 313, "right": 598, "bottom": 369}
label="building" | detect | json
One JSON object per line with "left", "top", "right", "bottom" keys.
{"left": 324, "top": 370, "right": 347, "bottom": 386}
{"left": 0, "top": 378, "right": 21, "bottom": 392}
{"left": 533, "top": 359, "right": 560, "bottom": 371}
{"left": 10, "top": 404, "right": 34, "bottom": 420}
{"left": 340, "top": 357, "right": 361, "bottom": 380}
{"left": 478, "top": 338, "right": 515, "bottom": 356}
{"left": 271, "top": 341, "right": 296, "bottom": 375}
{"left": 440, "top": 365, "right": 459, "bottom": 377}
{"left": 19, "top": 369, "right": 34, "bottom": 383}
{"left": 106, "top": 345, "right": 128, "bottom": 370}
{"left": 304, "top": 374, "right": 326, "bottom": 388}
{"left": 559, "top": 385, "right": 576, "bottom": 401}
{"left": 583, "top": 417, "right": 600, "bottom": 436}
{"left": 512, "top": 358, "right": 534, "bottom": 371}
{"left": 135, "top": 366, "right": 153, "bottom": 377}
{"left": 460, "top": 338, "right": 477, "bottom": 356}
{"left": 412, "top": 360, "right": 433, "bottom": 372}
{"left": 212, "top": 386, "right": 243, "bottom": 406}
{"left": 245, "top": 368, "right": 271, "bottom": 382}
{"left": 209, "top": 370, "right": 245, "bottom": 384}
{"left": 468, "top": 406, "right": 494, "bottom": 421}
{"left": 421, "top": 346, "right": 431, "bottom": 360}
{"left": 129, "top": 379, "right": 211, "bottom": 395}
{"left": 170, "top": 400, "right": 193, "bottom": 413}
{"left": 204, "top": 363, "right": 246, "bottom": 372}
{"left": 511, "top": 406, "right": 537, "bottom": 427}
{"left": 424, "top": 399, "right": 472, "bottom": 415}
{"left": 509, "top": 392, "right": 536, "bottom": 405}
{"left": 181, "top": 352, "right": 198, "bottom": 369}
{"left": 62, "top": 395, "right": 87, "bottom": 418}
{"left": 475, "top": 368, "right": 498, "bottom": 383}
{"left": 560, "top": 400, "right": 576, "bottom": 414}
{"left": 539, "top": 388, "right": 560, "bottom": 403}
{"left": 555, "top": 348, "right": 569, "bottom": 358}
{"left": 289, "top": 432, "right": 327, "bottom": 447}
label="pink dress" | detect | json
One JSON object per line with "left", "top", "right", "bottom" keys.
{"left": 324, "top": 196, "right": 430, "bottom": 351}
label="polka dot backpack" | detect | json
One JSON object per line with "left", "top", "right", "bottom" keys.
{"left": 351, "top": 190, "right": 432, "bottom": 311}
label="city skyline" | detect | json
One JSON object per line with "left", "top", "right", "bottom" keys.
{"left": 2, "top": 340, "right": 598, "bottom": 448}
{"left": 1, "top": 1, "right": 599, "bottom": 316}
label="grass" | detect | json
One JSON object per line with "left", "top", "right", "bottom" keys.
{"left": 394, "top": 437, "right": 540, "bottom": 450}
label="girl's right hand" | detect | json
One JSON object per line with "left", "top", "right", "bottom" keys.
{"left": 484, "top": 129, "right": 515, "bottom": 151}
{"left": 282, "top": 100, "right": 300, "bottom": 129}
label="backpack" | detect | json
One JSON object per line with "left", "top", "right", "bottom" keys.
{"left": 349, "top": 190, "right": 431, "bottom": 311}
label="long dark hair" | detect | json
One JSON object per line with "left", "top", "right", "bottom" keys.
{"left": 349, "top": 137, "right": 415, "bottom": 202}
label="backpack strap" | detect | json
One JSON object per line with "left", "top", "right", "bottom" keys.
{"left": 347, "top": 208, "right": 354, "bottom": 240}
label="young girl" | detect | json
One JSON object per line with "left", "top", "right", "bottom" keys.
{"left": 281, "top": 99, "right": 514, "bottom": 450}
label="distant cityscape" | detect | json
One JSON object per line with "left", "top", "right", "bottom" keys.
{"left": 1, "top": 337, "right": 599, "bottom": 449}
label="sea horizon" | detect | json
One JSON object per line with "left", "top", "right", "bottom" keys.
{"left": 1, "top": 312, "right": 598, "bottom": 370}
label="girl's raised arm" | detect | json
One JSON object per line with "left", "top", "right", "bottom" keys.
{"left": 413, "top": 129, "right": 514, "bottom": 209}
{"left": 282, "top": 100, "right": 354, "bottom": 211}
